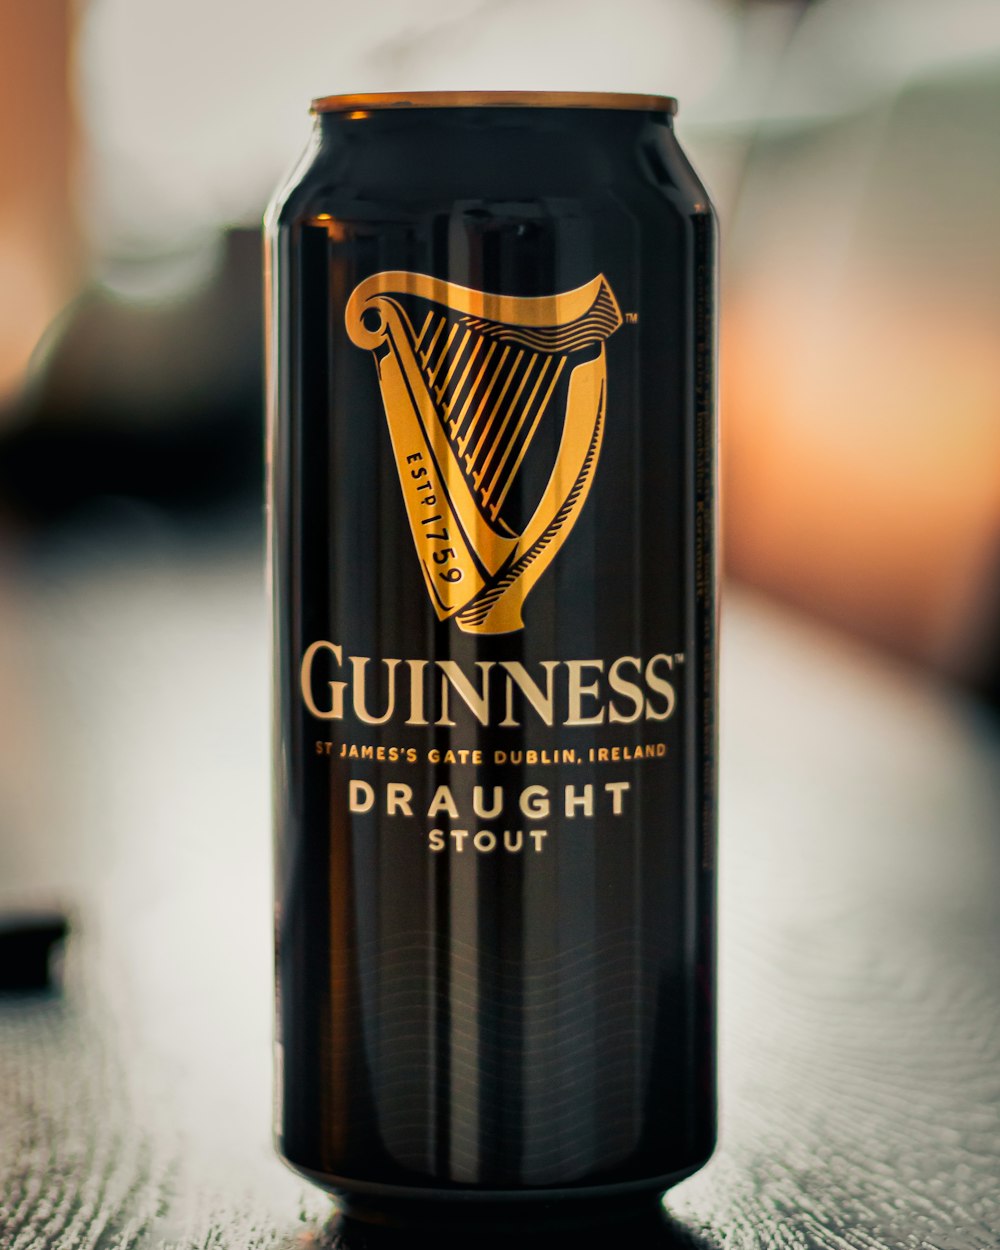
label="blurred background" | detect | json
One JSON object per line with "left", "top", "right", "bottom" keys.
{"left": 1, "top": 0, "right": 1000, "bottom": 1223}
{"left": 3, "top": 0, "right": 1000, "bottom": 689}
{"left": 1, "top": 0, "right": 1000, "bottom": 995}
{"left": 4, "top": 0, "right": 1000, "bottom": 974}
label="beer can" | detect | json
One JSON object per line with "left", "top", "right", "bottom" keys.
{"left": 266, "top": 90, "right": 717, "bottom": 1223}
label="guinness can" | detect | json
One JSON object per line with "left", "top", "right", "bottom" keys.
{"left": 267, "top": 91, "right": 717, "bottom": 1223}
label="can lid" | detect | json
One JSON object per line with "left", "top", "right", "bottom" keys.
{"left": 311, "top": 90, "right": 678, "bottom": 115}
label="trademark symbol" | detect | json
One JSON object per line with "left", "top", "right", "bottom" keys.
{"left": 674, "top": 652, "right": 686, "bottom": 665}
{"left": 625, "top": 311, "right": 639, "bottom": 324}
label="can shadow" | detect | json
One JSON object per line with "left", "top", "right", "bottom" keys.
{"left": 314, "top": 1199, "right": 711, "bottom": 1250}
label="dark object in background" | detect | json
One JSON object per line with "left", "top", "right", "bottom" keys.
{"left": 0, "top": 229, "right": 263, "bottom": 524}
{"left": 269, "top": 91, "right": 717, "bottom": 1220}
{"left": 0, "top": 908, "right": 69, "bottom": 991}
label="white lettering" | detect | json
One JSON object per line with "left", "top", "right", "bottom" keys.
{"left": 349, "top": 780, "right": 375, "bottom": 813}
{"left": 564, "top": 785, "right": 594, "bottom": 818}
{"left": 520, "top": 785, "right": 550, "bottom": 819}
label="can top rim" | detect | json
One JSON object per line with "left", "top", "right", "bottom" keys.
{"left": 311, "top": 91, "right": 678, "bottom": 115}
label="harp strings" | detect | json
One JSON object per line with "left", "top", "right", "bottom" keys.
{"left": 409, "top": 308, "right": 568, "bottom": 530}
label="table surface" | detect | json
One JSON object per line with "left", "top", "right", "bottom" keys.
{"left": 1, "top": 524, "right": 998, "bottom": 1250}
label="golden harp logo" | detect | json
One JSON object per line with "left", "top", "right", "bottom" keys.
{"left": 345, "top": 271, "right": 622, "bottom": 634}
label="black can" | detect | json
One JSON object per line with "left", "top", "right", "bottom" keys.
{"left": 266, "top": 90, "right": 717, "bottom": 1224}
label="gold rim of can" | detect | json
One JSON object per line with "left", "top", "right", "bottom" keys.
{"left": 311, "top": 90, "right": 678, "bottom": 115}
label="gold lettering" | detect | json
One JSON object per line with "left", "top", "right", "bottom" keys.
{"left": 301, "top": 643, "right": 682, "bottom": 727}
{"left": 608, "top": 656, "right": 644, "bottom": 723}
{"left": 499, "top": 661, "right": 558, "bottom": 727}
{"left": 350, "top": 656, "right": 399, "bottom": 725}
{"left": 566, "top": 660, "right": 605, "bottom": 725}
{"left": 300, "top": 640, "right": 345, "bottom": 720}
{"left": 645, "top": 654, "right": 676, "bottom": 721}
{"left": 406, "top": 659, "right": 428, "bottom": 725}
{"left": 436, "top": 661, "right": 493, "bottom": 727}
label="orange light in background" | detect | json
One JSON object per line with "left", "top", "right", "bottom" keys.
{"left": 722, "top": 279, "right": 1000, "bottom": 672}
{"left": 0, "top": 0, "right": 80, "bottom": 408}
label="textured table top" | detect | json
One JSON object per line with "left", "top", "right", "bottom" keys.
{"left": 1, "top": 529, "right": 998, "bottom": 1249}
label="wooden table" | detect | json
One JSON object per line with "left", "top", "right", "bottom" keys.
{"left": 1, "top": 527, "right": 998, "bottom": 1249}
